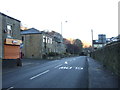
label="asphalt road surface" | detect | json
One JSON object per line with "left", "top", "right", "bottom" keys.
{"left": 3, "top": 56, "right": 89, "bottom": 89}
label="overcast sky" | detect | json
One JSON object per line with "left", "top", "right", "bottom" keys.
{"left": 0, "top": 0, "right": 119, "bottom": 45}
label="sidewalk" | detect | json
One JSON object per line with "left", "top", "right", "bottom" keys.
{"left": 88, "top": 57, "right": 120, "bottom": 88}
{"left": 21, "top": 59, "right": 49, "bottom": 66}
{"left": 2, "top": 59, "right": 50, "bottom": 74}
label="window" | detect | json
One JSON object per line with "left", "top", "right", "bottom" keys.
{"left": 22, "top": 36, "right": 24, "bottom": 41}
{"left": 43, "top": 36, "right": 46, "bottom": 42}
{"left": 47, "top": 37, "right": 49, "bottom": 43}
{"left": 50, "top": 38, "right": 53, "bottom": 44}
{"left": 7, "top": 25, "right": 12, "bottom": 38}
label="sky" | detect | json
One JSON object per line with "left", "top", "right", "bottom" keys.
{"left": 0, "top": 0, "right": 119, "bottom": 45}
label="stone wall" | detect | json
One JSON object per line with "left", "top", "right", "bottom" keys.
{"left": 91, "top": 42, "right": 120, "bottom": 76}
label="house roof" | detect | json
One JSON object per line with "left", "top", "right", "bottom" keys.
{"left": 21, "top": 28, "right": 42, "bottom": 35}
{"left": 0, "top": 12, "right": 20, "bottom": 22}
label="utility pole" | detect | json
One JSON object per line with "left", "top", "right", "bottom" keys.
{"left": 91, "top": 29, "right": 94, "bottom": 51}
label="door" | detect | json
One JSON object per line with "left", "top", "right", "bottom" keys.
{"left": 4, "top": 45, "right": 20, "bottom": 59}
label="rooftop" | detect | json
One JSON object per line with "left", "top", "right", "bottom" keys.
{"left": 21, "top": 28, "right": 42, "bottom": 35}
{"left": 0, "top": 12, "right": 20, "bottom": 22}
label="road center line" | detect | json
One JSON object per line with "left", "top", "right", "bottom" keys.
{"left": 54, "top": 64, "right": 63, "bottom": 68}
{"left": 30, "top": 70, "right": 50, "bottom": 80}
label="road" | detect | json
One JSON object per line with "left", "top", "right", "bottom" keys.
{"left": 2, "top": 56, "right": 119, "bottom": 89}
{"left": 3, "top": 56, "right": 89, "bottom": 89}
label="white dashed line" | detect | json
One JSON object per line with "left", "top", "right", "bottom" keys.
{"left": 30, "top": 70, "right": 50, "bottom": 80}
{"left": 54, "top": 64, "right": 63, "bottom": 68}
{"left": 7, "top": 86, "right": 14, "bottom": 90}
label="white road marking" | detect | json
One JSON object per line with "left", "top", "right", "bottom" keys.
{"left": 69, "top": 67, "right": 72, "bottom": 69}
{"left": 81, "top": 67, "right": 83, "bottom": 70}
{"left": 75, "top": 67, "right": 80, "bottom": 69}
{"left": 59, "top": 67, "right": 64, "bottom": 69}
{"left": 59, "top": 66, "right": 83, "bottom": 70}
{"left": 75, "top": 67, "right": 83, "bottom": 70}
{"left": 54, "top": 64, "right": 63, "bottom": 68}
{"left": 59, "top": 67, "right": 73, "bottom": 70}
{"left": 64, "top": 67, "right": 68, "bottom": 69}
{"left": 7, "top": 86, "right": 14, "bottom": 90}
{"left": 65, "top": 61, "right": 68, "bottom": 64}
{"left": 30, "top": 70, "right": 50, "bottom": 80}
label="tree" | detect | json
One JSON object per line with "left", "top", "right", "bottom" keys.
{"left": 73, "top": 39, "right": 83, "bottom": 54}
{"left": 64, "top": 38, "right": 83, "bottom": 55}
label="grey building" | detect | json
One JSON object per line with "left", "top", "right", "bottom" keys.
{"left": 98, "top": 34, "right": 106, "bottom": 43}
{"left": 21, "top": 28, "right": 43, "bottom": 59}
{"left": 93, "top": 40, "right": 104, "bottom": 49}
{"left": 21, "top": 28, "right": 66, "bottom": 59}
{"left": 47, "top": 31, "right": 66, "bottom": 55}
{"left": 21, "top": 28, "right": 55, "bottom": 59}
{"left": 93, "top": 34, "right": 107, "bottom": 49}
{"left": 0, "top": 12, "right": 21, "bottom": 60}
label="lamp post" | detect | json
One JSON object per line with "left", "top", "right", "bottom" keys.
{"left": 61, "top": 21, "right": 68, "bottom": 36}
{"left": 91, "top": 29, "right": 94, "bottom": 51}
{"left": 60, "top": 21, "right": 68, "bottom": 56}
{"left": 61, "top": 22, "right": 63, "bottom": 36}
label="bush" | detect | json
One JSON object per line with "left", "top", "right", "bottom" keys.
{"left": 48, "top": 52, "right": 59, "bottom": 56}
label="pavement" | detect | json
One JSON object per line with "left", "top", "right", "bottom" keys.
{"left": 2, "top": 59, "right": 50, "bottom": 74}
{"left": 22, "top": 59, "right": 50, "bottom": 66}
{"left": 2, "top": 56, "right": 120, "bottom": 89}
{"left": 87, "top": 57, "right": 120, "bottom": 88}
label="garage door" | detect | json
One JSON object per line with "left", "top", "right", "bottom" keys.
{"left": 4, "top": 45, "right": 20, "bottom": 59}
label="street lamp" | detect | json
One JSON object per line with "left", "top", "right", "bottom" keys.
{"left": 61, "top": 21, "right": 68, "bottom": 36}
{"left": 61, "top": 22, "right": 63, "bottom": 35}
{"left": 60, "top": 21, "right": 68, "bottom": 56}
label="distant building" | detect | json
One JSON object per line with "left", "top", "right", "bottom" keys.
{"left": 0, "top": 12, "right": 22, "bottom": 60}
{"left": 93, "top": 40, "right": 104, "bottom": 49}
{"left": 106, "top": 36, "right": 120, "bottom": 45}
{"left": 93, "top": 34, "right": 106, "bottom": 49}
{"left": 98, "top": 34, "right": 106, "bottom": 43}
{"left": 48, "top": 31, "right": 66, "bottom": 54}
